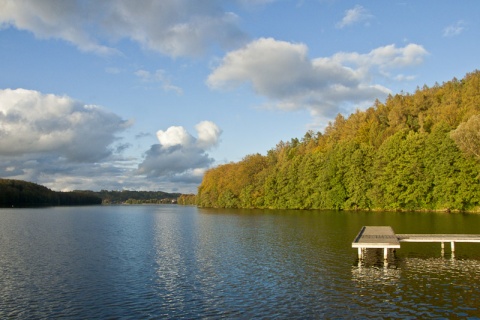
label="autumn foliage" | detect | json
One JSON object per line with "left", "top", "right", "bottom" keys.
{"left": 197, "top": 71, "right": 480, "bottom": 212}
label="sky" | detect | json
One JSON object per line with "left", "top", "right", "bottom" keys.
{"left": 0, "top": 0, "right": 479, "bottom": 193}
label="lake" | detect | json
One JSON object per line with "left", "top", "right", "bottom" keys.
{"left": 1, "top": 205, "right": 479, "bottom": 318}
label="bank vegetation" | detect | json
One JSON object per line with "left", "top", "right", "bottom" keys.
{"left": 197, "top": 71, "right": 480, "bottom": 212}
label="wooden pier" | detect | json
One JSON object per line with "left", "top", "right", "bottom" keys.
{"left": 352, "top": 226, "right": 480, "bottom": 260}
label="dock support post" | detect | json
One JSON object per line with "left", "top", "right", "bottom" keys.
{"left": 451, "top": 241, "right": 455, "bottom": 253}
{"left": 383, "top": 247, "right": 388, "bottom": 260}
{"left": 358, "top": 247, "right": 363, "bottom": 260}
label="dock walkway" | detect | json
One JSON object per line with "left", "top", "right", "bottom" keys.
{"left": 352, "top": 226, "right": 480, "bottom": 260}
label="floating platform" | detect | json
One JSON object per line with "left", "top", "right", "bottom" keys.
{"left": 352, "top": 226, "right": 480, "bottom": 260}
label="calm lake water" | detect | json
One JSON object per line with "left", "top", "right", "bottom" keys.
{"left": 1, "top": 205, "right": 480, "bottom": 319}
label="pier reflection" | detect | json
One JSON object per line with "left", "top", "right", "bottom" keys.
{"left": 351, "top": 257, "right": 480, "bottom": 318}
{"left": 355, "top": 243, "right": 461, "bottom": 269}
{"left": 354, "top": 248, "right": 400, "bottom": 269}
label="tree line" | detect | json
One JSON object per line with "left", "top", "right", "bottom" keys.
{"left": 197, "top": 71, "right": 480, "bottom": 212}
{"left": 77, "top": 190, "right": 181, "bottom": 204}
{"left": 177, "top": 194, "right": 197, "bottom": 205}
{"left": 0, "top": 179, "right": 102, "bottom": 207}
{"left": 0, "top": 179, "right": 187, "bottom": 206}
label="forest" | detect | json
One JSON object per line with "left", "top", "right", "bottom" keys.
{"left": 0, "top": 179, "right": 183, "bottom": 206}
{"left": 0, "top": 179, "right": 102, "bottom": 207}
{"left": 197, "top": 71, "right": 480, "bottom": 212}
{"left": 79, "top": 190, "right": 181, "bottom": 204}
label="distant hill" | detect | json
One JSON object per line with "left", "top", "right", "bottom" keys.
{"left": 0, "top": 179, "right": 184, "bottom": 207}
{"left": 78, "top": 190, "right": 182, "bottom": 204}
{"left": 0, "top": 179, "right": 102, "bottom": 207}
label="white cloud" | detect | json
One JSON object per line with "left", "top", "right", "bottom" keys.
{"left": 0, "top": 154, "right": 129, "bottom": 189}
{"left": 0, "top": 0, "right": 247, "bottom": 57}
{"left": 0, "top": 88, "right": 131, "bottom": 161}
{"left": 443, "top": 20, "right": 467, "bottom": 37}
{"left": 0, "top": 150, "right": 202, "bottom": 193}
{"left": 332, "top": 43, "right": 428, "bottom": 70}
{"left": 0, "top": 88, "right": 209, "bottom": 193}
{"left": 336, "top": 5, "right": 373, "bottom": 29}
{"left": 207, "top": 38, "right": 428, "bottom": 119}
{"left": 207, "top": 38, "right": 317, "bottom": 97}
{"left": 196, "top": 121, "right": 222, "bottom": 149}
{"left": 137, "top": 121, "right": 222, "bottom": 180}
{"left": 0, "top": 88, "right": 154, "bottom": 191}
{"left": 0, "top": 0, "right": 117, "bottom": 55}
{"left": 156, "top": 126, "right": 194, "bottom": 148}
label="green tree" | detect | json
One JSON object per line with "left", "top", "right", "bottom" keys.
{"left": 450, "top": 114, "right": 480, "bottom": 160}
{"left": 371, "top": 130, "right": 430, "bottom": 210}
{"left": 425, "top": 123, "right": 480, "bottom": 211}
{"left": 341, "top": 142, "right": 375, "bottom": 210}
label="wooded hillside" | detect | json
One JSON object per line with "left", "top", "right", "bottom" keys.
{"left": 79, "top": 190, "right": 181, "bottom": 204}
{"left": 0, "top": 179, "right": 102, "bottom": 207}
{"left": 197, "top": 71, "right": 480, "bottom": 212}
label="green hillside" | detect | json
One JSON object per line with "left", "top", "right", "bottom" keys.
{"left": 0, "top": 179, "right": 102, "bottom": 207}
{"left": 197, "top": 71, "right": 480, "bottom": 212}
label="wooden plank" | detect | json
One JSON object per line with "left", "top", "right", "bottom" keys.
{"left": 397, "top": 234, "right": 480, "bottom": 243}
{"left": 352, "top": 226, "right": 401, "bottom": 248}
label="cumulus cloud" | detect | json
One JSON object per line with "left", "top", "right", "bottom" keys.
{"left": 137, "top": 121, "right": 222, "bottom": 183}
{"left": 0, "top": 154, "right": 129, "bottom": 190}
{"left": 0, "top": 0, "right": 247, "bottom": 57}
{"left": 207, "top": 38, "right": 428, "bottom": 119}
{"left": 336, "top": 5, "right": 373, "bottom": 29}
{"left": 0, "top": 88, "right": 143, "bottom": 191}
{"left": 0, "top": 150, "right": 201, "bottom": 193}
{"left": 443, "top": 20, "right": 467, "bottom": 37}
{"left": 0, "top": 88, "right": 208, "bottom": 193}
{"left": 0, "top": 88, "right": 131, "bottom": 161}
{"left": 0, "top": 1, "right": 116, "bottom": 55}
{"left": 156, "top": 126, "right": 194, "bottom": 148}
{"left": 196, "top": 120, "right": 222, "bottom": 149}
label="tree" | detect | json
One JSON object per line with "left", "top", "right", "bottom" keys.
{"left": 341, "top": 142, "right": 374, "bottom": 210}
{"left": 450, "top": 114, "right": 480, "bottom": 160}
{"left": 425, "top": 123, "right": 480, "bottom": 211}
{"left": 370, "top": 130, "right": 430, "bottom": 210}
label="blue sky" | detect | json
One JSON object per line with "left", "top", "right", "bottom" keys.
{"left": 0, "top": 0, "right": 478, "bottom": 193}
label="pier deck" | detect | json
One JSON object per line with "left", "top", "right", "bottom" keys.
{"left": 352, "top": 226, "right": 400, "bottom": 260}
{"left": 352, "top": 226, "right": 480, "bottom": 260}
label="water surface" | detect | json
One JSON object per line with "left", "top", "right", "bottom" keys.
{"left": 0, "top": 206, "right": 479, "bottom": 318}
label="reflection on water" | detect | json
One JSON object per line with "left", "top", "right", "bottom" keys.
{"left": 352, "top": 257, "right": 480, "bottom": 318}
{"left": 1, "top": 206, "right": 480, "bottom": 318}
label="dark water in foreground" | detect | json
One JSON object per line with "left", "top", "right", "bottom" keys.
{"left": 0, "top": 205, "right": 480, "bottom": 319}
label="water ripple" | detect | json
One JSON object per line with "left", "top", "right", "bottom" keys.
{"left": 1, "top": 207, "right": 480, "bottom": 318}
{"left": 351, "top": 258, "right": 480, "bottom": 318}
